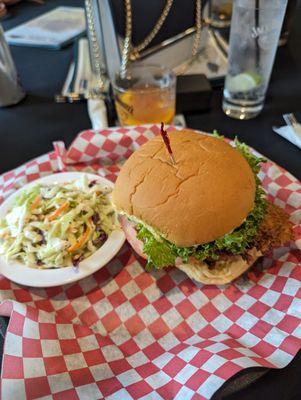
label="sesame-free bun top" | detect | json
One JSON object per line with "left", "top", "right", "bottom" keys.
{"left": 112, "top": 130, "right": 256, "bottom": 247}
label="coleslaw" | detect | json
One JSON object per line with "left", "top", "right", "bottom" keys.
{"left": 0, "top": 175, "right": 117, "bottom": 268}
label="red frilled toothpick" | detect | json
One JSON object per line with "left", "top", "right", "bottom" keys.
{"left": 160, "top": 122, "right": 176, "bottom": 165}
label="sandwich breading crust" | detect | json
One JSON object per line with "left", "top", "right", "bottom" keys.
{"left": 254, "top": 202, "right": 294, "bottom": 254}
{"left": 177, "top": 202, "right": 294, "bottom": 284}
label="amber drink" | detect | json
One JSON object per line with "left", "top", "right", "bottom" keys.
{"left": 113, "top": 65, "right": 176, "bottom": 126}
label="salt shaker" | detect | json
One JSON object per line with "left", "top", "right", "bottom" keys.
{"left": 0, "top": 24, "right": 25, "bottom": 107}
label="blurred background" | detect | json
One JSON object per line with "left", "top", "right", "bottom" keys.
{"left": 0, "top": 0, "right": 300, "bottom": 177}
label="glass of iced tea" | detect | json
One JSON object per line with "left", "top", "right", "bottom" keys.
{"left": 207, "top": 0, "right": 233, "bottom": 28}
{"left": 113, "top": 64, "right": 176, "bottom": 126}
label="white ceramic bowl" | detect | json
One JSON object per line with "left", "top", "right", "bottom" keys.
{"left": 0, "top": 172, "right": 125, "bottom": 287}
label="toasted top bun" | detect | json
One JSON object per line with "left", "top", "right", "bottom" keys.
{"left": 112, "top": 129, "right": 256, "bottom": 247}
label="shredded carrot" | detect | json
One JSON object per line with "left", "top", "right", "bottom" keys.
{"left": 67, "top": 223, "right": 91, "bottom": 253}
{"left": 31, "top": 195, "right": 41, "bottom": 210}
{"left": 48, "top": 201, "right": 69, "bottom": 221}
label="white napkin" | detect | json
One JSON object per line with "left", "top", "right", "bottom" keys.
{"left": 88, "top": 98, "right": 108, "bottom": 130}
{"left": 75, "top": 38, "right": 108, "bottom": 130}
{"left": 273, "top": 124, "right": 301, "bottom": 150}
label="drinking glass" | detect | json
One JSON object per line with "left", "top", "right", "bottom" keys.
{"left": 0, "top": 25, "right": 25, "bottom": 107}
{"left": 279, "top": 0, "right": 297, "bottom": 46}
{"left": 113, "top": 64, "right": 176, "bottom": 126}
{"left": 222, "top": 0, "right": 287, "bottom": 120}
{"left": 207, "top": 0, "right": 233, "bottom": 28}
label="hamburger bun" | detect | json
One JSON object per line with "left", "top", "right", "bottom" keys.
{"left": 113, "top": 130, "right": 256, "bottom": 247}
{"left": 176, "top": 248, "right": 262, "bottom": 285}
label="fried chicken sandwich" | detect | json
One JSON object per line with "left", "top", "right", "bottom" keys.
{"left": 112, "top": 129, "right": 293, "bottom": 284}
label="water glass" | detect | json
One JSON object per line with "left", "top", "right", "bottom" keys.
{"left": 223, "top": 0, "right": 287, "bottom": 120}
{"left": 0, "top": 25, "right": 25, "bottom": 107}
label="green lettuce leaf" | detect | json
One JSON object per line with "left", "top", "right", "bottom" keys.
{"left": 136, "top": 135, "right": 267, "bottom": 270}
{"left": 136, "top": 226, "right": 177, "bottom": 270}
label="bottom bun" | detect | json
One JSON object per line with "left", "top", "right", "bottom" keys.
{"left": 176, "top": 248, "right": 262, "bottom": 285}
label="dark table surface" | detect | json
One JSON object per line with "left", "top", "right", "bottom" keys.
{"left": 0, "top": 1, "right": 300, "bottom": 399}
{"left": 1, "top": 0, "right": 301, "bottom": 180}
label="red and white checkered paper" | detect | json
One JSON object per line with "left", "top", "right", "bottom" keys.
{"left": 0, "top": 125, "right": 300, "bottom": 400}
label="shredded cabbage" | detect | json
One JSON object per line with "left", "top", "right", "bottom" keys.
{"left": 0, "top": 175, "right": 116, "bottom": 268}
{"left": 136, "top": 135, "right": 267, "bottom": 270}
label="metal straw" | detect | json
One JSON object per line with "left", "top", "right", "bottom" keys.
{"left": 255, "top": 0, "right": 260, "bottom": 69}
